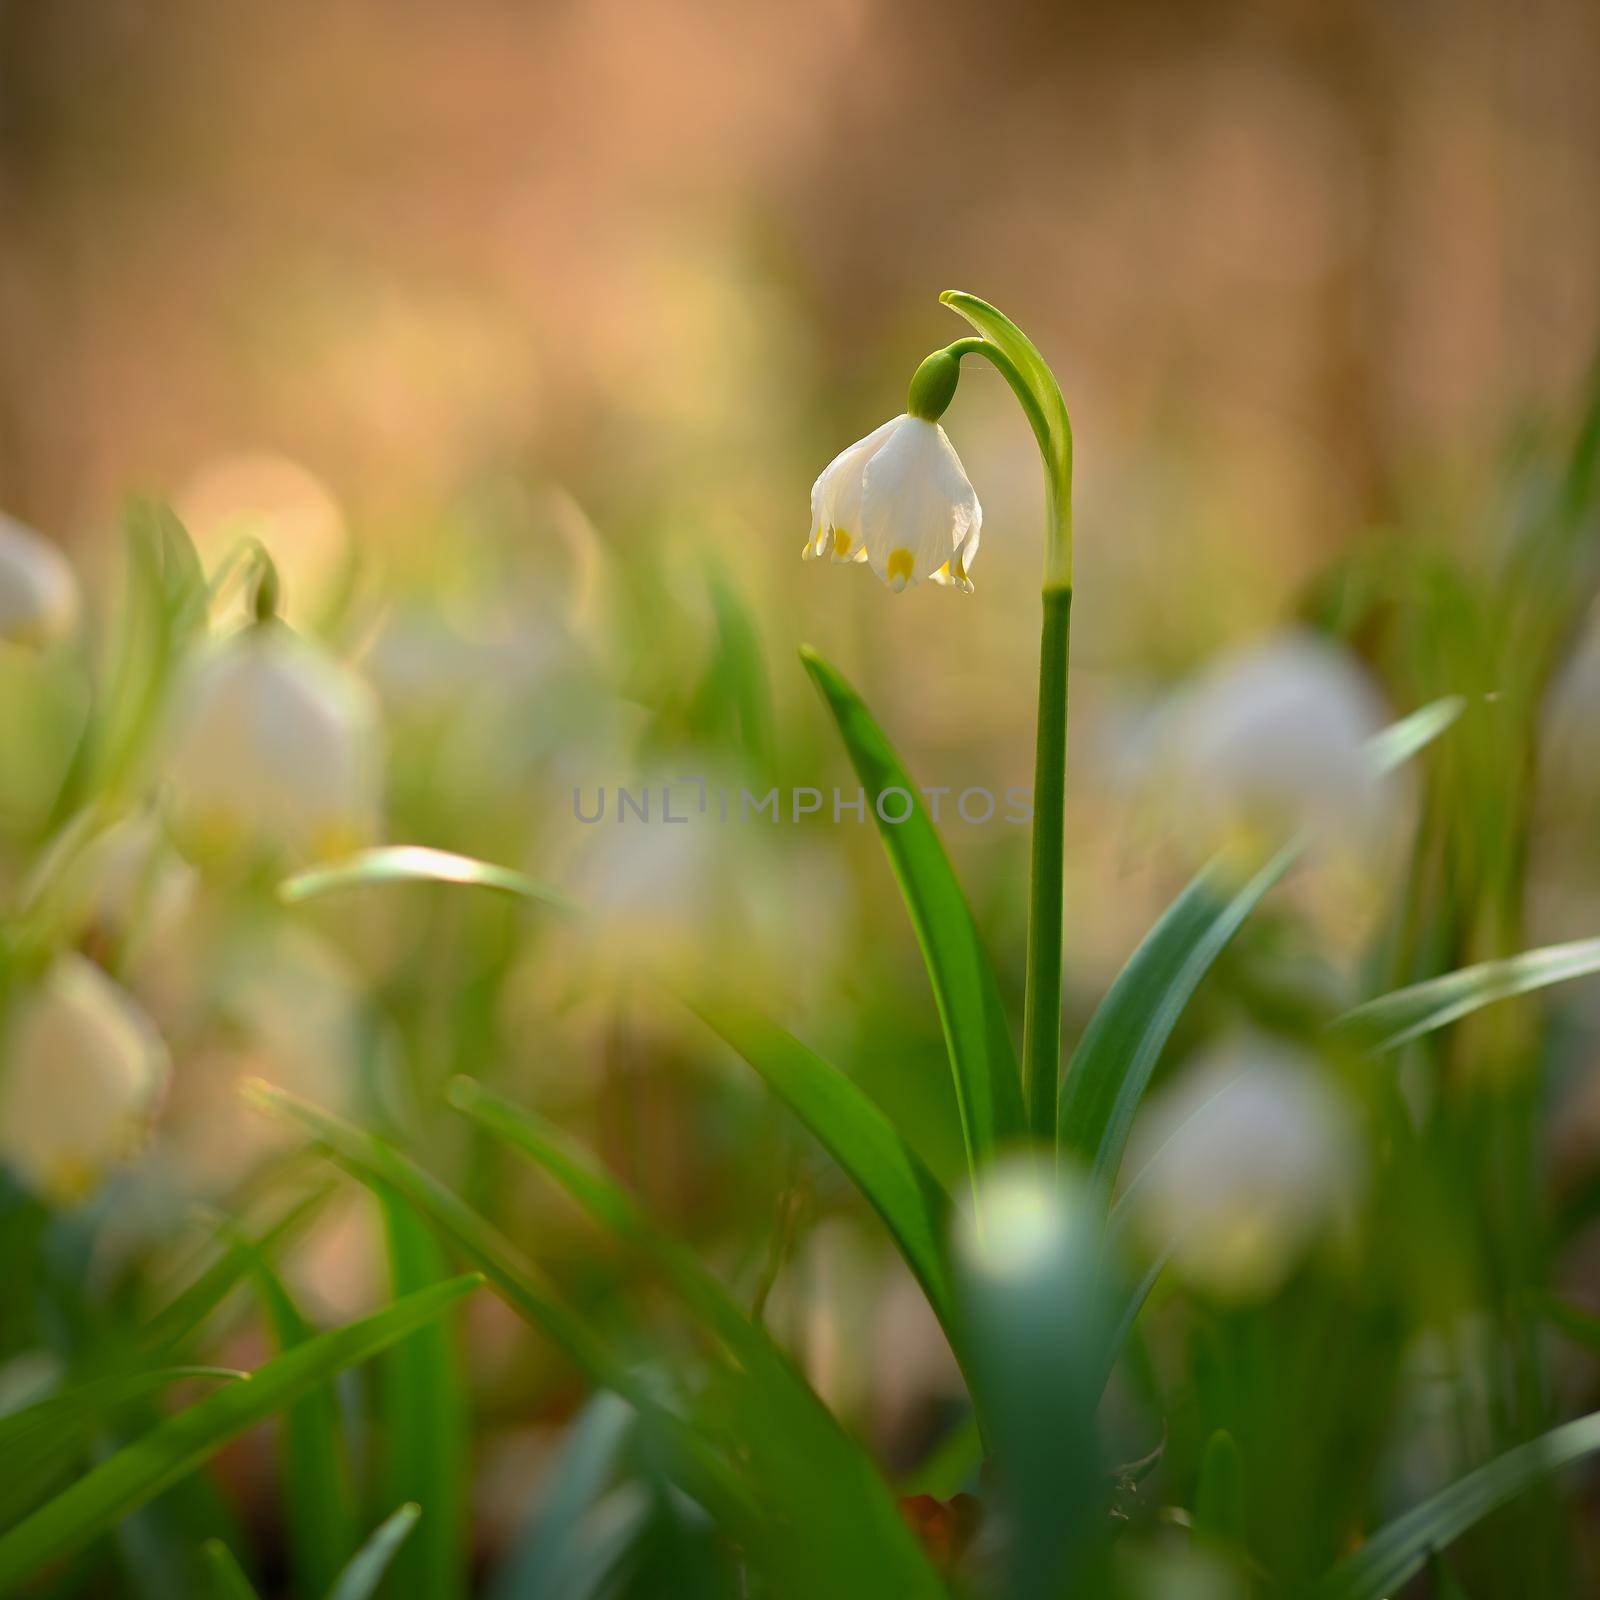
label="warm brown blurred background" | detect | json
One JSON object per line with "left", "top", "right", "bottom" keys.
{"left": 4, "top": 0, "right": 1597, "bottom": 541}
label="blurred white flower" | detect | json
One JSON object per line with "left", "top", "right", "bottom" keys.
{"left": 167, "top": 621, "right": 382, "bottom": 859}
{"left": 0, "top": 512, "right": 79, "bottom": 647}
{"left": 58, "top": 813, "right": 198, "bottom": 952}
{"left": 0, "top": 955, "right": 170, "bottom": 1201}
{"left": 1152, "top": 632, "right": 1395, "bottom": 863}
{"left": 1124, "top": 1036, "right": 1363, "bottom": 1301}
{"left": 805, "top": 416, "right": 981, "bottom": 592}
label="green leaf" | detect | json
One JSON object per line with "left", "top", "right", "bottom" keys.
{"left": 800, "top": 646, "right": 1023, "bottom": 1177}
{"left": 0, "top": 1368, "right": 246, "bottom": 1527}
{"left": 327, "top": 1503, "right": 422, "bottom": 1600}
{"left": 376, "top": 1188, "right": 467, "bottom": 1600}
{"left": 940, "top": 291, "right": 1072, "bottom": 532}
{"left": 487, "top": 1394, "right": 635, "bottom": 1600}
{"left": 447, "top": 1077, "right": 950, "bottom": 1600}
{"left": 241, "top": 1083, "right": 754, "bottom": 1534}
{"left": 0, "top": 1276, "right": 480, "bottom": 1594}
{"left": 1061, "top": 696, "right": 1463, "bottom": 1198}
{"left": 1334, "top": 936, "right": 1600, "bottom": 1053}
{"left": 249, "top": 1262, "right": 358, "bottom": 1598}
{"left": 1364, "top": 696, "right": 1465, "bottom": 772}
{"left": 203, "top": 1538, "right": 262, "bottom": 1600}
{"left": 279, "top": 846, "right": 573, "bottom": 913}
{"left": 1059, "top": 845, "right": 1298, "bottom": 1200}
{"left": 1316, "top": 1411, "right": 1600, "bottom": 1599}
{"left": 686, "top": 997, "right": 959, "bottom": 1343}
{"left": 140, "top": 1185, "right": 335, "bottom": 1355}
{"left": 1194, "top": 1429, "right": 1247, "bottom": 1547}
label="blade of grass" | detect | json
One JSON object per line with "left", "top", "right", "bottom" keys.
{"left": 0, "top": 1277, "right": 480, "bottom": 1594}
{"left": 800, "top": 646, "right": 1024, "bottom": 1177}
{"left": 327, "top": 1503, "right": 422, "bottom": 1600}
{"left": 202, "top": 1539, "right": 262, "bottom": 1600}
{"left": 375, "top": 1187, "right": 467, "bottom": 1600}
{"left": 279, "top": 846, "right": 574, "bottom": 913}
{"left": 1058, "top": 845, "right": 1299, "bottom": 1202}
{"left": 1316, "top": 1410, "right": 1600, "bottom": 1599}
{"left": 240, "top": 1082, "right": 754, "bottom": 1534}
{"left": 1061, "top": 696, "right": 1462, "bottom": 1200}
{"left": 447, "top": 1076, "right": 955, "bottom": 1596}
{"left": 248, "top": 1262, "right": 358, "bottom": 1598}
{"left": 1333, "top": 936, "right": 1600, "bottom": 1053}
{"left": 685, "top": 997, "right": 958, "bottom": 1340}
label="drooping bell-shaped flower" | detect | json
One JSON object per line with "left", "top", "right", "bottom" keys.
{"left": 0, "top": 511, "right": 79, "bottom": 646}
{"left": 167, "top": 617, "right": 382, "bottom": 860}
{"left": 1124, "top": 1036, "right": 1363, "bottom": 1301}
{"left": 0, "top": 954, "right": 170, "bottom": 1201}
{"left": 1152, "top": 631, "right": 1397, "bottom": 863}
{"left": 805, "top": 352, "right": 982, "bottom": 593}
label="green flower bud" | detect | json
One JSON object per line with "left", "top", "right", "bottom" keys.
{"left": 907, "top": 348, "right": 962, "bottom": 421}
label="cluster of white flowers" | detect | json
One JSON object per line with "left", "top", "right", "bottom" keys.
{"left": 0, "top": 505, "right": 384, "bottom": 1205}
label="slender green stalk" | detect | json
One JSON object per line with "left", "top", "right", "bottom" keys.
{"left": 1024, "top": 585, "right": 1071, "bottom": 1137}
{"left": 938, "top": 295, "right": 1075, "bottom": 1141}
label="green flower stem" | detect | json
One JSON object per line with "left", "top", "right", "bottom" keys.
{"left": 938, "top": 297, "right": 1075, "bottom": 1141}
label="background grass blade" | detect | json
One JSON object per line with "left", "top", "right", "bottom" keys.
{"left": 279, "top": 846, "right": 573, "bottom": 913}
{"left": 686, "top": 997, "right": 959, "bottom": 1341}
{"left": 376, "top": 1188, "right": 467, "bottom": 1600}
{"left": 241, "top": 1083, "right": 756, "bottom": 1534}
{"left": 248, "top": 1260, "right": 358, "bottom": 1598}
{"left": 487, "top": 1394, "right": 635, "bottom": 1600}
{"left": 202, "top": 1539, "right": 262, "bottom": 1600}
{"left": 1316, "top": 1411, "right": 1600, "bottom": 1599}
{"left": 800, "top": 646, "right": 1024, "bottom": 1173}
{"left": 326, "top": 1503, "right": 422, "bottom": 1600}
{"left": 1058, "top": 846, "right": 1298, "bottom": 1200}
{"left": 1333, "top": 936, "right": 1600, "bottom": 1052}
{"left": 449, "top": 1076, "right": 948, "bottom": 1599}
{"left": 0, "top": 1277, "right": 480, "bottom": 1594}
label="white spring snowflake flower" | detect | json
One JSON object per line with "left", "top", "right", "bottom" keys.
{"left": 1155, "top": 631, "right": 1396, "bottom": 862}
{"left": 167, "top": 620, "right": 382, "bottom": 860}
{"left": 804, "top": 414, "right": 982, "bottom": 593}
{"left": 1124, "top": 1036, "right": 1363, "bottom": 1301}
{"left": 0, "top": 511, "right": 79, "bottom": 647}
{"left": 0, "top": 955, "right": 170, "bottom": 1201}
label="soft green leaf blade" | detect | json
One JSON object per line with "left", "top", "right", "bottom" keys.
{"left": 327, "top": 1502, "right": 422, "bottom": 1600}
{"left": 1334, "top": 937, "right": 1600, "bottom": 1053}
{"left": 940, "top": 290, "right": 1072, "bottom": 502}
{"left": 1365, "top": 695, "right": 1465, "bottom": 772}
{"left": 1316, "top": 1411, "right": 1600, "bottom": 1599}
{"left": 376, "top": 1188, "right": 467, "bottom": 1600}
{"left": 0, "top": 1277, "right": 480, "bottom": 1594}
{"left": 487, "top": 1394, "right": 635, "bottom": 1600}
{"left": 140, "top": 1185, "right": 335, "bottom": 1355}
{"left": 687, "top": 997, "right": 959, "bottom": 1340}
{"left": 1060, "top": 695, "right": 1463, "bottom": 1198}
{"left": 800, "top": 646, "right": 1023, "bottom": 1174}
{"left": 203, "top": 1538, "right": 262, "bottom": 1600}
{"left": 250, "top": 1262, "right": 358, "bottom": 1598}
{"left": 1194, "top": 1429, "right": 1247, "bottom": 1548}
{"left": 241, "top": 1083, "right": 754, "bottom": 1533}
{"left": 448, "top": 1077, "right": 950, "bottom": 1599}
{"left": 0, "top": 1368, "right": 245, "bottom": 1528}
{"left": 1058, "top": 845, "right": 1298, "bottom": 1200}
{"left": 279, "top": 846, "right": 573, "bottom": 913}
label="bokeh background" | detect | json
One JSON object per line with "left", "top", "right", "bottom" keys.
{"left": 4, "top": 5, "right": 1600, "bottom": 1589}
{"left": 5, "top": 0, "right": 1599, "bottom": 976}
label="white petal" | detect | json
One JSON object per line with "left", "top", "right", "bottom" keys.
{"left": 0, "top": 512, "right": 79, "bottom": 646}
{"left": 859, "top": 419, "right": 981, "bottom": 592}
{"left": 805, "top": 416, "right": 900, "bottom": 562}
